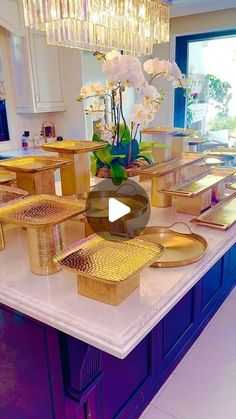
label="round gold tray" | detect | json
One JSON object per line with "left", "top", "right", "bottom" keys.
{"left": 140, "top": 223, "right": 207, "bottom": 267}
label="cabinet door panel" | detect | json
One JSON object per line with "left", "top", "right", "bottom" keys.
{"left": 0, "top": 305, "right": 65, "bottom": 419}
{"left": 29, "top": 31, "right": 64, "bottom": 109}
{"left": 201, "top": 259, "right": 223, "bottom": 312}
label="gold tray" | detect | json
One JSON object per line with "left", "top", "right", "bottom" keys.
{"left": 0, "top": 169, "right": 16, "bottom": 184}
{"left": 54, "top": 233, "right": 164, "bottom": 283}
{"left": 162, "top": 169, "right": 234, "bottom": 198}
{"left": 0, "top": 185, "right": 28, "bottom": 206}
{"left": 212, "top": 147, "right": 236, "bottom": 155}
{"left": 191, "top": 192, "right": 236, "bottom": 230}
{"left": 0, "top": 195, "right": 86, "bottom": 228}
{"left": 203, "top": 153, "right": 235, "bottom": 166}
{"left": 142, "top": 127, "right": 197, "bottom": 136}
{"left": 140, "top": 223, "right": 207, "bottom": 267}
{"left": 130, "top": 153, "right": 205, "bottom": 177}
{"left": 41, "top": 140, "right": 106, "bottom": 154}
{"left": 0, "top": 156, "right": 70, "bottom": 173}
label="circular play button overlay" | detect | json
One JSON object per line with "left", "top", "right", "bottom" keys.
{"left": 85, "top": 179, "right": 151, "bottom": 240}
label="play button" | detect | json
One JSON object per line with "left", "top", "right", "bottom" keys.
{"left": 109, "top": 198, "right": 131, "bottom": 222}
{"left": 84, "top": 179, "right": 151, "bottom": 240}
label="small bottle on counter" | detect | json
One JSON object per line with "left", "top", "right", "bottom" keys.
{"left": 21, "top": 131, "right": 29, "bottom": 149}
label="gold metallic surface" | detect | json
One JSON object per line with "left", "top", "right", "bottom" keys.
{"left": 0, "top": 185, "right": 28, "bottom": 205}
{"left": 27, "top": 226, "right": 64, "bottom": 275}
{"left": 191, "top": 192, "right": 236, "bottom": 230}
{"left": 0, "top": 156, "right": 70, "bottom": 173}
{"left": 41, "top": 140, "right": 106, "bottom": 154}
{"left": 162, "top": 169, "right": 234, "bottom": 197}
{"left": 175, "top": 191, "right": 212, "bottom": 216}
{"left": 0, "top": 169, "right": 16, "bottom": 185}
{"left": 15, "top": 170, "right": 56, "bottom": 195}
{"left": 151, "top": 174, "right": 173, "bottom": 207}
{"left": 60, "top": 153, "right": 90, "bottom": 195}
{"left": 140, "top": 223, "right": 207, "bottom": 267}
{"left": 0, "top": 195, "right": 86, "bottom": 228}
{"left": 130, "top": 153, "right": 205, "bottom": 178}
{"left": 54, "top": 233, "right": 164, "bottom": 283}
{"left": 142, "top": 127, "right": 197, "bottom": 136}
{"left": 0, "top": 223, "right": 4, "bottom": 251}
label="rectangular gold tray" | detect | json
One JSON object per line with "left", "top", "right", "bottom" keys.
{"left": 162, "top": 169, "right": 234, "bottom": 197}
{"left": 212, "top": 147, "right": 236, "bottom": 155}
{"left": 41, "top": 140, "right": 106, "bottom": 154}
{"left": 0, "top": 195, "right": 86, "bottom": 228}
{"left": 54, "top": 233, "right": 164, "bottom": 283}
{"left": 0, "top": 156, "right": 70, "bottom": 173}
{"left": 130, "top": 153, "right": 205, "bottom": 177}
{"left": 0, "top": 185, "right": 28, "bottom": 206}
{"left": 0, "top": 169, "right": 16, "bottom": 184}
{"left": 142, "top": 127, "right": 197, "bottom": 136}
{"left": 191, "top": 192, "right": 236, "bottom": 230}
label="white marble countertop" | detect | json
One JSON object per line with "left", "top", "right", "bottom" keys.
{"left": 0, "top": 184, "right": 235, "bottom": 359}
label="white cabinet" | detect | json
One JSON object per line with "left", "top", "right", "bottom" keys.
{"left": 10, "top": 30, "right": 66, "bottom": 113}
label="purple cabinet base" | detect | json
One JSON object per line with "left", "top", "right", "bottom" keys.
{"left": 0, "top": 245, "right": 236, "bottom": 419}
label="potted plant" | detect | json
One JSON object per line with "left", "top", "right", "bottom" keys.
{"left": 206, "top": 74, "right": 232, "bottom": 143}
{"left": 77, "top": 51, "right": 186, "bottom": 184}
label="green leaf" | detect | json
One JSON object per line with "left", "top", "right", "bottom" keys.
{"left": 153, "top": 143, "right": 170, "bottom": 149}
{"left": 139, "top": 142, "right": 154, "bottom": 151}
{"left": 90, "top": 155, "right": 98, "bottom": 176}
{"left": 95, "top": 145, "right": 126, "bottom": 166}
{"left": 137, "top": 153, "right": 153, "bottom": 164}
{"left": 92, "top": 133, "right": 102, "bottom": 142}
{"left": 110, "top": 163, "right": 128, "bottom": 185}
{"left": 118, "top": 123, "right": 131, "bottom": 143}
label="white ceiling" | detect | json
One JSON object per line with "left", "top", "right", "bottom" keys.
{"left": 171, "top": 0, "right": 236, "bottom": 17}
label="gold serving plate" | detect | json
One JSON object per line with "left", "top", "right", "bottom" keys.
{"left": 191, "top": 192, "right": 236, "bottom": 230}
{"left": 142, "top": 127, "right": 198, "bottom": 136}
{"left": 203, "top": 153, "right": 235, "bottom": 166}
{"left": 0, "top": 195, "right": 86, "bottom": 228}
{"left": 140, "top": 223, "right": 207, "bottom": 267}
{"left": 54, "top": 233, "right": 164, "bottom": 305}
{"left": 0, "top": 155, "right": 70, "bottom": 173}
{"left": 0, "top": 169, "right": 16, "bottom": 185}
{"left": 41, "top": 140, "right": 106, "bottom": 154}
{"left": 0, "top": 195, "right": 87, "bottom": 275}
{"left": 0, "top": 185, "right": 28, "bottom": 205}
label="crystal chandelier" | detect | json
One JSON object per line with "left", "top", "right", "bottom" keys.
{"left": 23, "top": 0, "right": 171, "bottom": 56}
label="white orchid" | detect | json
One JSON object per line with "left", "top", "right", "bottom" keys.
{"left": 131, "top": 104, "right": 154, "bottom": 128}
{"left": 97, "top": 122, "right": 115, "bottom": 144}
{"left": 85, "top": 100, "right": 106, "bottom": 121}
{"left": 138, "top": 81, "right": 161, "bottom": 109}
{"left": 103, "top": 54, "right": 144, "bottom": 88}
{"left": 106, "top": 50, "right": 122, "bottom": 61}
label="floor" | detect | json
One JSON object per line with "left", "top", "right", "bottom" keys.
{"left": 140, "top": 287, "right": 236, "bottom": 419}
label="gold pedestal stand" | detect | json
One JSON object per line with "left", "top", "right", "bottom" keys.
{"left": 0, "top": 156, "right": 70, "bottom": 196}
{"left": 77, "top": 274, "right": 140, "bottom": 306}
{"left": 27, "top": 226, "right": 64, "bottom": 275}
{"left": 151, "top": 175, "right": 173, "bottom": 208}
{"left": 41, "top": 140, "right": 106, "bottom": 195}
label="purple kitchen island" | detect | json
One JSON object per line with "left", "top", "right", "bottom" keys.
{"left": 0, "top": 212, "right": 236, "bottom": 418}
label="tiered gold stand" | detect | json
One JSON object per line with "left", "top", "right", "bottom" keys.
{"left": 162, "top": 168, "right": 234, "bottom": 215}
{"left": 0, "top": 195, "right": 86, "bottom": 275}
{"left": 141, "top": 127, "right": 198, "bottom": 163}
{"left": 0, "top": 156, "right": 70, "bottom": 195}
{"left": 41, "top": 140, "right": 106, "bottom": 195}
{"left": 131, "top": 153, "right": 205, "bottom": 207}
{"left": 0, "top": 185, "right": 28, "bottom": 251}
{"left": 54, "top": 233, "right": 164, "bottom": 305}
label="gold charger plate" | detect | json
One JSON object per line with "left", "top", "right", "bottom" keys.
{"left": 130, "top": 153, "right": 205, "bottom": 177}
{"left": 0, "top": 185, "right": 28, "bottom": 206}
{"left": 0, "top": 169, "right": 16, "bottom": 184}
{"left": 0, "top": 156, "right": 71, "bottom": 173}
{"left": 140, "top": 223, "right": 207, "bottom": 267}
{"left": 0, "top": 195, "right": 87, "bottom": 228}
{"left": 41, "top": 140, "right": 107, "bottom": 154}
{"left": 191, "top": 192, "right": 236, "bottom": 230}
{"left": 54, "top": 233, "right": 164, "bottom": 283}
{"left": 162, "top": 169, "right": 234, "bottom": 198}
